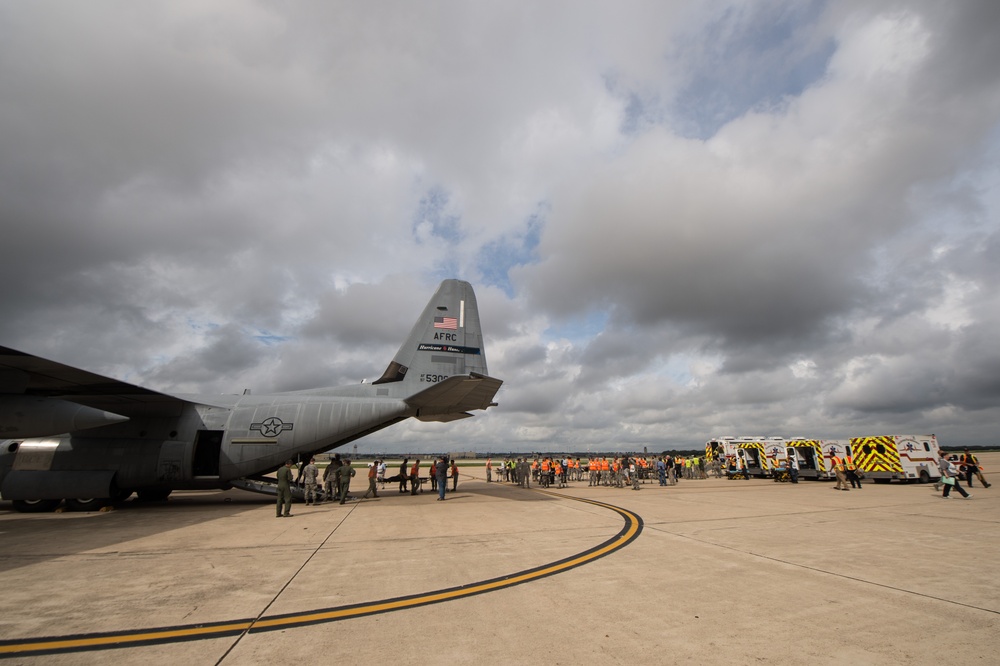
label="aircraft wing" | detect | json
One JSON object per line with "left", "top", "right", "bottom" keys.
{"left": 0, "top": 345, "right": 192, "bottom": 418}
{"left": 405, "top": 372, "right": 502, "bottom": 422}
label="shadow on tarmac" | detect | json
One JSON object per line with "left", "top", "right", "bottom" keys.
{"left": 0, "top": 489, "right": 272, "bottom": 574}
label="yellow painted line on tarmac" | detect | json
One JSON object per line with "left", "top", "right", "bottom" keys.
{"left": 0, "top": 621, "right": 252, "bottom": 657}
{"left": 0, "top": 491, "right": 642, "bottom": 659}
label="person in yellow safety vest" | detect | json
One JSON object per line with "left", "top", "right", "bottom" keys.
{"left": 830, "top": 455, "right": 849, "bottom": 491}
{"left": 735, "top": 455, "right": 746, "bottom": 479}
{"left": 844, "top": 455, "right": 862, "bottom": 489}
{"left": 960, "top": 448, "right": 991, "bottom": 489}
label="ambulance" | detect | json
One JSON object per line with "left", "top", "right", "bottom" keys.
{"left": 705, "top": 437, "right": 739, "bottom": 462}
{"left": 849, "top": 435, "right": 941, "bottom": 483}
{"left": 784, "top": 438, "right": 829, "bottom": 479}
{"left": 761, "top": 437, "right": 788, "bottom": 472}
{"left": 817, "top": 439, "right": 853, "bottom": 480}
{"left": 733, "top": 437, "right": 769, "bottom": 477}
{"left": 705, "top": 437, "right": 767, "bottom": 476}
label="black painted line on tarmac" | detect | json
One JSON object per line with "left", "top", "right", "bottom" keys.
{"left": 0, "top": 493, "right": 642, "bottom": 659}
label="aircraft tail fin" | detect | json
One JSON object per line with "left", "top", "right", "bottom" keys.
{"left": 375, "top": 279, "right": 501, "bottom": 416}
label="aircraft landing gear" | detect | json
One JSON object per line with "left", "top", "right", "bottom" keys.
{"left": 136, "top": 489, "right": 172, "bottom": 502}
{"left": 65, "top": 497, "right": 110, "bottom": 511}
{"left": 12, "top": 499, "right": 62, "bottom": 513}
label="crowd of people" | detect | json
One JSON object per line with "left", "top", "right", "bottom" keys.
{"left": 276, "top": 454, "right": 466, "bottom": 514}
{"left": 274, "top": 447, "right": 990, "bottom": 515}
{"left": 483, "top": 454, "right": 720, "bottom": 490}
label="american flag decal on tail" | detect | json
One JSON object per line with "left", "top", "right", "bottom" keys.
{"left": 434, "top": 316, "right": 458, "bottom": 330}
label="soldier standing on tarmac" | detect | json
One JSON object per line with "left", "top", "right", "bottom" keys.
{"left": 398, "top": 458, "right": 409, "bottom": 493}
{"left": 337, "top": 459, "right": 356, "bottom": 504}
{"left": 323, "top": 454, "right": 341, "bottom": 503}
{"left": 302, "top": 457, "right": 319, "bottom": 505}
{"left": 276, "top": 460, "right": 294, "bottom": 518}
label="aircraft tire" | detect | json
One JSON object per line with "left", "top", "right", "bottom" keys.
{"left": 65, "top": 497, "right": 110, "bottom": 511}
{"left": 136, "top": 489, "right": 172, "bottom": 502}
{"left": 12, "top": 499, "right": 62, "bottom": 513}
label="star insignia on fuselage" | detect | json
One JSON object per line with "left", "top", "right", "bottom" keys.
{"left": 249, "top": 416, "right": 294, "bottom": 437}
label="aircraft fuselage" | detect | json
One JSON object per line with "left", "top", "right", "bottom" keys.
{"left": 1, "top": 391, "right": 415, "bottom": 500}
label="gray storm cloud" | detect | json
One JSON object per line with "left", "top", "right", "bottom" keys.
{"left": 1, "top": 1, "right": 998, "bottom": 451}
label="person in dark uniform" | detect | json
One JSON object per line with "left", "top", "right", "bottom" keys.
{"left": 398, "top": 458, "right": 409, "bottom": 493}
{"left": 337, "top": 459, "right": 356, "bottom": 504}
{"left": 276, "top": 460, "right": 294, "bottom": 517}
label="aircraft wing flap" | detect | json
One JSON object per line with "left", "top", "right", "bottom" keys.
{"left": 0, "top": 345, "right": 191, "bottom": 417}
{"left": 404, "top": 373, "right": 502, "bottom": 415}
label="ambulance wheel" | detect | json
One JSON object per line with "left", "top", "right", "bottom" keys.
{"left": 66, "top": 497, "right": 110, "bottom": 511}
{"left": 918, "top": 470, "right": 930, "bottom": 484}
{"left": 874, "top": 478, "right": 890, "bottom": 484}
{"left": 12, "top": 499, "right": 62, "bottom": 513}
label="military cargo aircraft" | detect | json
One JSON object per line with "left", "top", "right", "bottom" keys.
{"left": 0, "top": 279, "right": 501, "bottom": 512}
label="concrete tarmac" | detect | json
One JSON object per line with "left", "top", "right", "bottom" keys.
{"left": 1, "top": 454, "right": 997, "bottom": 665}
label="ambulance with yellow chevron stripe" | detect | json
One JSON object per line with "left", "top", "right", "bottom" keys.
{"left": 849, "top": 435, "right": 941, "bottom": 483}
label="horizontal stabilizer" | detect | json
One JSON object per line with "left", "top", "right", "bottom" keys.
{"left": 405, "top": 373, "right": 502, "bottom": 421}
{"left": 416, "top": 411, "right": 474, "bottom": 423}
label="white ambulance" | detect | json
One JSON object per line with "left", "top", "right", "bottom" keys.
{"left": 785, "top": 438, "right": 829, "bottom": 480}
{"left": 849, "top": 435, "right": 941, "bottom": 483}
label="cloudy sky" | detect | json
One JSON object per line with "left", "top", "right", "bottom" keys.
{"left": 2, "top": 1, "right": 998, "bottom": 453}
